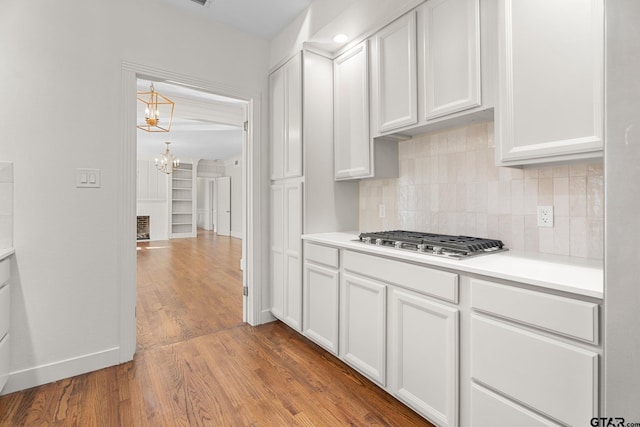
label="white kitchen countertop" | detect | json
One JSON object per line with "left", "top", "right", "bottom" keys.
{"left": 0, "top": 248, "right": 14, "bottom": 261}
{"left": 302, "top": 232, "right": 604, "bottom": 299}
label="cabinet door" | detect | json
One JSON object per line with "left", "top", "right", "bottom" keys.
{"left": 283, "top": 181, "right": 303, "bottom": 331}
{"left": 284, "top": 53, "right": 302, "bottom": 178}
{"left": 388, "top": 288, "right": 459, "bottom": 427}
{"left": 270, "top": 67, "right": 285, "bottom": 180}
{"left": 303, "top": 262, "right": 339, "bottom": 355}
{"left": 334, "top": 41, "right": 371, "bottom": 180}
{"left": 374, "top": 11, "right": 418, "bottom": 133}
{"left": 340, "top": 272, "right": 386, "bottom": 385}
{"left": 497, "top": 0, "right": 604, "bottom": 164}
{"left": 270, "top": 184, "right": 285, "bottom": 319}
{"left": 422, "top": 0, "right": 481, "bottom": 119}
{"left": 271, "top": 53, "right": 302, "bottom": 180}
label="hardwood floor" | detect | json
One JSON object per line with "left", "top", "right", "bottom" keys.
{"left": 0, "top": 230, "right": 434, "bottom": 426}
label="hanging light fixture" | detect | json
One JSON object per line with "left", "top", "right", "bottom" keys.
{"left": 155, "top": 142, "right": 180, "bottom": 174}
{"left": 137, "top": 83, "right": 175, "bottom": 132}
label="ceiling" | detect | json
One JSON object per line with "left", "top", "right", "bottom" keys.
{"left": 159, "top": 0, "right": 313, "bottom": 40}
{"left": 139, "top": 0, "right": 315, "bottom": 163}
{"left": 136, "top": 79, "right": 246, "bottom": 162}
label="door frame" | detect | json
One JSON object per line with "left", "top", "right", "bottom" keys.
{"left": 119, "top": 62, "right": 263, "bottom": 362}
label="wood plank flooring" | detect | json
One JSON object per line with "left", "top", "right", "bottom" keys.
{"left": 0, "top": 230, "right": 434, "bottom": 426}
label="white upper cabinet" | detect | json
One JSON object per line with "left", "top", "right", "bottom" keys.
{"left": 372, "top": 11, "right": 418, "bottom": 133}
{"left": 422, "top": 0, "right": 481, "bottom": 120}
{"left": 496, "top": 0, "right": 604, "bottom": 165}
{"left": 270, "top": 53, "right": 302, "bottom": 180}
{"left": 334, "top": 41, "right": 371, "bottom": 180}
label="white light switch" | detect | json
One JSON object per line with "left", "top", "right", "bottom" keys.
{"left": 76, "top": 168, "right": 101, "bottom": 188}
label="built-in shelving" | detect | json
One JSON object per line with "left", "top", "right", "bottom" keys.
{"left": 170, "top": 163, "right": 196, "bottom": 238}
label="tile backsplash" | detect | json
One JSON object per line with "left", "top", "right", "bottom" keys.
{"left": 359, "top": 122, "right": 603, "bottom": 259}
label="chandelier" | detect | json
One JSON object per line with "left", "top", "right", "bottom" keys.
{"left": 156, "top": 142, "right": 180, "bottom": 174}
{"left": 137, "top": 83, "right": 175, "bottom": 132}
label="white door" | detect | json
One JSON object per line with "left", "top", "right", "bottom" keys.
{"left": 216, "top": 176, "right": 231, "bottom": 236}
{"left": 209, "top": 179, "right": 216, "bottom": 231}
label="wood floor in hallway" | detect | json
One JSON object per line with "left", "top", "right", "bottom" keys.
{"left": 0, "top": 230, "right": 434, "bottom": 426}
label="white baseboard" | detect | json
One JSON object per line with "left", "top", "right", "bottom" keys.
{"left": 230, "top": 230, "right": 242, "bottom": 239}
{"left": 260, "top": 309, "right": 277, "bottom": 325}
{"left": 1, "top": 347, "right": 120, "bottom": 395}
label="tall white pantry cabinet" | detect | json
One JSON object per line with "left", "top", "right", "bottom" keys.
{"left": 269, "top": 50, "right": 359, "bottom": 330}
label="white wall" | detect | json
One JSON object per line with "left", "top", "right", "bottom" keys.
{"left": 269, "top": 0, "right": 420, "bottom": 68}
{"left": 0, "top": 163, "right": 12, "bottom": 249}
{"left": 137, "top": 201, "right": 169, "bottom": 241}
{"left": 0, "top": 0, "right": 270, "bottom": 394}
{"left": 196, "top": 177, "right": 207, "bottom": 229}
{"left": 224, "top": 156, "right": 243, "bottom": 239}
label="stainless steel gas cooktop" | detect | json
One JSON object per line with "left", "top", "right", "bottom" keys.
{"left": 358, "top": 230, "right": 507, "bottom": 260}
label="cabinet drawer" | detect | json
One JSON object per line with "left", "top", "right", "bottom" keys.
{"left": 0, "top": 333, "right": 8, "bottom": 392}
{"left": 471, "top": 315, "right": 598, "bottom": 427}
{"left": 304, "top": 242, "right": 339, "bottom": 268}
{"left": 0, "top": 258, "right": 9, "bottom": 285}
{"left": 471, "top": 384, "right": 562, "bottom": 427}
{"left": 471, "top": 279, "right": 599, "bottom": 343}
{"left": 343, "top": 250, "right": 458, "bottom": 303}
{"left": 0, "top": 284, "right": 8, "bottom": 339}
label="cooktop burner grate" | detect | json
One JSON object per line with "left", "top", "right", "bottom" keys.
{"left": 358, "top": 230, "right": 506, "bottom": 259}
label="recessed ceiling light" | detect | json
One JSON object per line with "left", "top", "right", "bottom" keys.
{"left": 333, "top": 34, "right": 348, "bottom": 43}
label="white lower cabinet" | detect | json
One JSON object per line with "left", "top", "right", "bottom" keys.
{"left": 298, "top": 240, "right": 603, "bottom": 427}
{"left": 303, "top": 243, "right": 340, "bottom": 355}
{"left": 1, "top": 257, "right": 10, "bottom": 392}
{"left": 388, "top": 287, "right": 459, "bottom": 427}
{"left": 340, "top": 272, "right": 386, "bottom": 386}
{"left": 0, "top": 333, "right": 9, "bottom": 392}
{"left": 470, "top": 315, "right": 598, "bottom": 427}
{"left": 469, "top": 277, "right": 600, "bottom": 427}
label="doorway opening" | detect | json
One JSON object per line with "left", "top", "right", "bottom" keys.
{"left": 135, "top": 76, "right": 247, "bottom": 311}
{"left": 119, "top": 63, "right": 262, "bottom": 361}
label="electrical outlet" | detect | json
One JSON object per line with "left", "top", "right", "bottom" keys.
{"left": 379, "top": 204, "right": 386, "bottom": 218}
{"left": 537, "top": 206, "right": 554, "bottom": 227}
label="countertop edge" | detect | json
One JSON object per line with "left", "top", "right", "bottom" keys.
{"left": 302, "top": 233, "right": 603, "bottom": 300}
